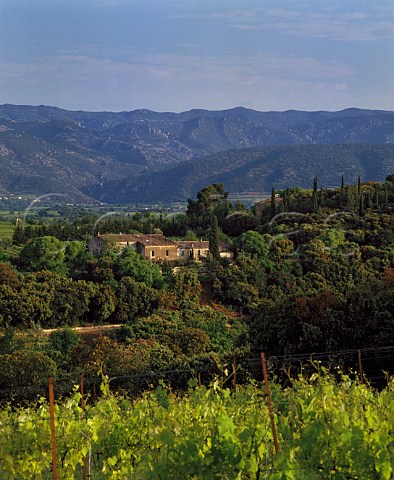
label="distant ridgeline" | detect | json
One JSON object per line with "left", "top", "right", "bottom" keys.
{"left": 0, "top": 104, "right": 393, "bottom": 203}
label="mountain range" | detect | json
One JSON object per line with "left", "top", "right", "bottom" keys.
{"left": 0, "top": 104, "right": 393, "bottom": 203}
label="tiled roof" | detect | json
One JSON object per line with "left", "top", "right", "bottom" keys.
{"left": 177, "top": 240, "right": 209, "bottom": 248}
{"left": 98, "top": 233, "right": 177, "bottom": 246}
{"left": 98, "top": 234, "right": 139, "bottom": 243}
{"left": 137, "top": 235, "right": 178, "bottom": 246}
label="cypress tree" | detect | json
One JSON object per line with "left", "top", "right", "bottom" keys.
{"left": 357, "top": 175, "right": 362, "bottom": 209}
{"left": 367, "top": 190, "right": 373, "bottom": 209}
{"left": 312, "top": 176, "right": 318, "bottom": 213}
{"left": 282, "top": 189, "right": 286, "bottom": 212}
{"left": 283, "top": 188, "right": 291, "bottom": 212}
{"left": 375, "top": 185, "right": 380, "bottom": 208}
{"left": 359, "top": 191, "right": 365, "bottom": 216}
{"left": 12, "top": 223, "right": 25, "bottom": 245}
{"left": 340, "top": 176, "right": 345, "bottom": 207}
{"left": 319, "top": 186, "right": 324, "bottom": 209}
{"left": 270, "top": 186, "right": 276, "bottom": 219}
{"left": 209, "top": 215, "right": 220, "bottom": 260}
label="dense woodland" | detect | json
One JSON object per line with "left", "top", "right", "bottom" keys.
{"left": 0, "top": 176, "right": 393, "bottom": 400}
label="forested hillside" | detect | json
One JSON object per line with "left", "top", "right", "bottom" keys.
{"left": 0, "top": 175, "right": 393, "bottom": 477}
{"left": 0, "top": 177, "right": 393, "bottom": 400}
{"left": 1, "top": 104, "right": 393, "bottom": 202}
{"left": 92, "top": 144, "right": 394, "bottom": 203}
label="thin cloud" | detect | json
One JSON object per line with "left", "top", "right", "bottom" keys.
{"left": 0, "top": 51, "right": 357, "bottom": 112}
{"left": 231, "top": 6, "right": 394, "bottom": 41}
{"left": 169, "top": 8, "right": 264, "bottom": 22}
{"left": 172, "top": 4, "right": 394, "bottom": 42}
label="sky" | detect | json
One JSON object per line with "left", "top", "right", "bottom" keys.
{"left": 0, "top": 0, "right": 393, "bottom": 113}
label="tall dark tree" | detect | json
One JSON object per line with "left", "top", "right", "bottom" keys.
{"left": 340, "top": 176, "right": 346, "bottom": 207}
{"left": 367, "top": 190, "right": 373, "bottom": 209}
{"left": 270, "top": 186, "right": 277, "bottom": 219}
{"left": 312, "top": 176, "right": 319, "bottom": 213}
{"left": 359, "top": 191, "right": 365, "bottom": 217}
{"left": 282, "top": 188, "right": 290, "bottom": 212}
{"left": 186, "top": 183, "right": 230, "bottom": 231}
{"left": 319, "top": 186, "right": 324, "bottom": 209}
{"left": 209, "top": 215, "right": 220, "bottom": 260}
{"left": 375, "top": 184, "right": 380, "bottom": 208}
{"left": 12, "top": 223, "right": 25, "bottom": 245}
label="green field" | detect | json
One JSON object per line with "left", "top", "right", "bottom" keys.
{"left": 0, "top": 222, "right": 15, "bottom": 242}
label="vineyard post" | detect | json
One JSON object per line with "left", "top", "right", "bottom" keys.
{"left": 358, "top": 350, "right": 364, "bottom": 384}
{"left": 261, "top": 353, "right": 279, "bottom": 454}
{"left": 233, "top": 356, "right": 237, "bottom": 398}
{"left": 80, "top": 375, "right": 87, "bottom": 480}
{"left": 198, "top": 371, "right": 201, "bottom": 387}
{"left": 48, "top": 377, "right": 58, "bottom": 480}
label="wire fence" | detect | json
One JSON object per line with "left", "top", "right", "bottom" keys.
{"left": 1, "top": 345, "right": 393, "bottom": 402}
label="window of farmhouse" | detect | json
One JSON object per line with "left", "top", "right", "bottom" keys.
{"left": 151, "top": 250, "right": 155, "bottom": 257}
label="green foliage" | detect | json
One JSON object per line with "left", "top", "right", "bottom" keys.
{"left": 0, "top": 328, "right": 24, "bottom": 354}
{"left": 48, "top": 327, "right": 80, "bottom": 356}
{"left": 0, "top": 374, "right": 392, "bottom": 479}
{"left": 162, "top": 327, "right": 209, "bottom": 356}
{"left": 234, "top": 230, "right": 271, "bottom": 265}
{"left": 187, "top": 183, "right": 230, "bottom": 232}
{"left": 0, "top": 351, "right": 56, "bottom": 390}
{"left": 209, "top": 215, "right": 220, "bottom": 260}
{"left": 172, "top": 270, "right": 202, "bottom": 314}
{"left": 113, "top": 277, "right": 159, "bottom": 323}
{"left": 250, "top": 272, "right": 394, "bottom": 355}
{"left": 18, "top": 236, "right": 67, "bottom": 275}
{"left": 221, "top": 211, "right": 257, "bottom": 237}
{"left": 185, "top": 306, "right": 249, "bottom": 355}
{"left": 1, "top": 176, "right": 393, "bottom": 393}
{"left": 114, "top": 248, "right": 164, "bottom": 288}
{"left": 210, "top": 255, "right": 267, "bottom": 313}
{"left": 271, "top": 186, "right": 277, "bottom": 218}
{"left": 89, "top": 284, "right": 117, "bottom": 323}
{"left": 0, "top": 262, "right": 21, "bottom": 288}
{"left": 317, "top": 227, "right": 346, "bottom": 249}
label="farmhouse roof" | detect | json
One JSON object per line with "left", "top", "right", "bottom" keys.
{"left": 177, "top": 240, "right": 209, "bottom": 248}
{"left": 98, "top": 233, "right": 177, "bottom": 246}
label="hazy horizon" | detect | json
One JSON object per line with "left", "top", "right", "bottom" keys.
{"left": 1, "top": 1, "right": 393, "bottom": 113}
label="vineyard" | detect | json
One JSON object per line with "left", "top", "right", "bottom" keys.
{"left": 0, "top": 370, "right": 393, "bottom": 479}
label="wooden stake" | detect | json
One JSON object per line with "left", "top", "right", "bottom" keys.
{"left": 80, "top": 375, "right": 85, "bottom": 416}
{"left": 80, "top": 375, "right": 87, "bottom": 480}
{"left": 261, "top": 352, "right": 279, "bottom": 453}
{"left": 48, "top": 377, "right": 58, "bottom": 480}
{"left": 233, "top": 356, "right": 237, "bottom": 398}
{"left": 197, "top": 371, "right": 201, "bottom": 387}
{"left": 358, "top": 350, "right": 364, "bottom": 384}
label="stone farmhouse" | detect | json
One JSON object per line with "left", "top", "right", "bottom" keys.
{"left": 177, "top": 240, "right": 210, "bottom": 261}
{"left": 88, "top": 234, "right": 211, "bottom": 261}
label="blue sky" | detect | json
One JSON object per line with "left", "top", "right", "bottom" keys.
{"left": 0, "top": 0, "right": 393, "bottom": 112}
